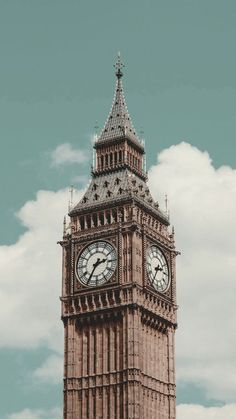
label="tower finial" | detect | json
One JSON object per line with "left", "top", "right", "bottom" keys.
{"left": 114, "top": 52, "right": 125, "bottom": 79}
{"left": 165, "top": 194, "right": 170, "bottom": 218}
{"left": 68, "top": 185, "right": 74, "bottom": 212}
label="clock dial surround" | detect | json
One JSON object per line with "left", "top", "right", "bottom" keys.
{"left": 147, "top": 245, "right": 170, "bottom": 293}
{"left": 76, "top": 240, "right": 117, "bottom": 287}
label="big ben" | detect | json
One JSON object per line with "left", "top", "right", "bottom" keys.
{"left": 60, "top": 55, "right": 178, "bottom": 419}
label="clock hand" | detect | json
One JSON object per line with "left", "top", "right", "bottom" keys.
{"left": 87, "top": 258, "right": 107, "bottom": 284}
{"left": 87, "top": 258, "right": 101, "bottom": 284}
{"left": 153, "top": 269, "right": 158, "bottom": 280}
{"left": 154, "top": 264, "right": 163, "bottom": 279}
{"left": 106, "top": 248, "right": 114, "bottom": 257}
{"left": 94, "top": 258, "right": 107, "bottom": 268}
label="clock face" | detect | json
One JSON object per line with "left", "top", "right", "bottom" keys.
{"left": 76, "top": 241, "right": 117, "bottom": 287}
{"left": 147, "top": 245, "right": 170, "bottom": 293}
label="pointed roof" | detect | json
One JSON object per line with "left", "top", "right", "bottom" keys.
{"left": 96, "top": 54, "right": 144, "bottom": 151}
{"left": 70, "top": 168, "right": 169, "bottom": 226}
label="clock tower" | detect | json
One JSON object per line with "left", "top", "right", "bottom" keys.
{"left": 60, "top": 55, "right": 178, "bottom": 419}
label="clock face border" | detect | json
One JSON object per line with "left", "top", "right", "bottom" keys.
{"left": 76, "top": 240, "right": 117, "bottom": 288}
{"left": 146, "top": 245, "right": 170, "bottom": 294}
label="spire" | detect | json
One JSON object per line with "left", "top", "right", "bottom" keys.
{"left": 96, "top": 53, "right": 143, "bottom": 149}
{"left": 114, "top": 51, "right": 124, "bottom": 79}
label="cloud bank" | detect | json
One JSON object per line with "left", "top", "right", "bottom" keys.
{"left": 149, "top": 142, "right": 236, "bottom": 402}
{"left": 8, "top": 407, "right": 61, "bottom": 419}
{"left": 177, "top": 404, "right": 236, "bottom": 419}
{"left": 33, "top": 353, "right": 63, "bottom": 385}
{"left": 8, "top": 403, "right": 236, "bottom": 419}
{"left": 0, "top": 187, "right": 83, "bottom": 354}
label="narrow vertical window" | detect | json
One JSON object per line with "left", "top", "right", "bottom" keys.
{"left": 93, "top": 330, "right": 96, "bottom": 374}
{"left": 86, "top": 216, "right": 91, "bottom": 229}
{"left": 93, "top": 394, "right": 96, "bottom": 419}
{"left": 80, "top": 216, "right": 84, "bottom": 230}
{"left": 114, "top": 326, "right": 117, "bottom": 370}
{"left": 86, "top": 392, "right": 89, "bottom": 419}
{"left": 114, "top": 389, "right": 117, "bottom": 419}
{"left": 113, "top": 209, "right": 117, "bottom": 222}
{"left": 107, "top": 389, "right": 110, "bottom": 419}
{"left": 93, "top": 214, "right": 98, "bottom": 227}
{"left": 87, "top": 331, "right": 90, "bottom": 376}
{"left": 107, "top": 329, "right": 110, "bottom": 372}
{"left": 106, "top": 211, "right": 111, "bottom": 224}
{"left": 100, "top": 213, "right": 104, "bottom": 225}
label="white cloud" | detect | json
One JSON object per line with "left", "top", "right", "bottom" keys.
{"left": 148, "top": 142, "right": 236, "bottom": 402}
{"left": 50, "top": 143, "right": 88, "bottom": 166}
{"left": 0, "top": 187, "right": 83, "bottom": 352}
{"left": 8, "top": 407, "right": 61, "bottom": 419}
{"left": 177, "top": 404, "right": 236, "bottom": 419}
{"left": 33, "top": 354, "right": 63, "bottom": 385}
{"left": 9, "top": 404, "right": 236, "bottom": 419}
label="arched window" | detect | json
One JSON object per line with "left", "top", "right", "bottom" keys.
{"left": 106, "top": 211, "right": 111, "bottom": 224}
{"left": 93, "top": 214, "right": 98, "bottom": 227}
{"left": 112, "top": 209, "right": 117, "bottom": 222}
{"left": 99, "top": 213, "right": 104, "bottom": 225}
{"left": 118, "top": 207, "right": 124, "bottom": 222}
{"left": 80, "top": 217, "right": 85, "bottom": 230}
{"left": 86, "top": 216, "right": 91, "bottom": 229}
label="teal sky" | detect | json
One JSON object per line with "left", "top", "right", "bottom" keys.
{"left": 1, "top": 0, "right": 236, "bottom": 417}
{"left": 1, "top": 0, "right": 236, "bottom": 245}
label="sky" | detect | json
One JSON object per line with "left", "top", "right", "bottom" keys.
{"left": 0, "top": 0, "right": 236, "bottom": 418}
